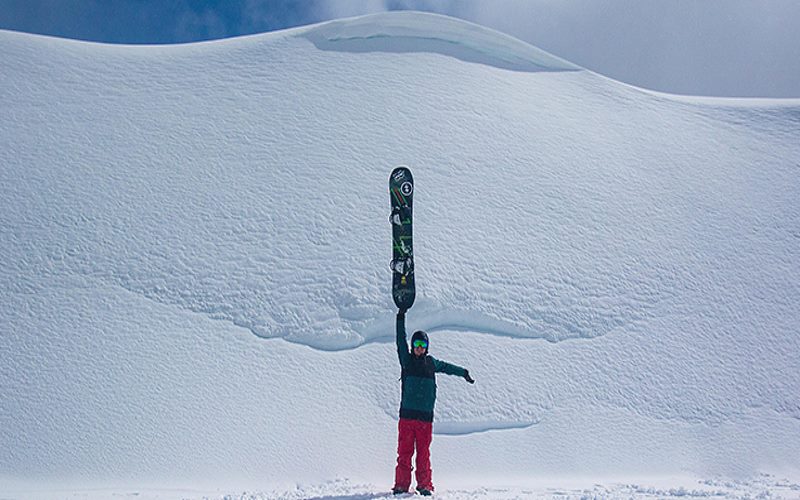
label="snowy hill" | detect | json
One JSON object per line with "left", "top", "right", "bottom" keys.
{"left": 1, "top": 11, "right": 799, "bottom": 498}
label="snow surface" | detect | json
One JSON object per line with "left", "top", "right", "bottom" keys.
{"left": 1, "top": 10, "right": 800, "bottom": 498}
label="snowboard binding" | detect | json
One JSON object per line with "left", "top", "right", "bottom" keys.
{"left": 390, "top": 256, "right": 414, "bottom": 277}
{"left": 389, "top": 205, "right": 411, "bottom": 226}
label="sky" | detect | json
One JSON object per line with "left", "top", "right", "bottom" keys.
{"left": 1, "top": 0, "right": 799, "bottom": 97}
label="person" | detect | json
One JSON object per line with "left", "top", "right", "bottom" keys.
{"left": 392, "top": 308, "right": 475, "bottom": 496}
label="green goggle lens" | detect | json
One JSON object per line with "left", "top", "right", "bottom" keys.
{"left": 413, "top": 340, "right": 428, "bottom": 349}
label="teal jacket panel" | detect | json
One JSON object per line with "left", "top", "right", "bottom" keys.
{"left": 395, "top": 312, "right": 467, "bottom": 422}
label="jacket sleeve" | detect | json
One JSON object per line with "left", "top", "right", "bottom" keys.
{"left": 432, "top": 357, "right": 467, "bottom": 377}
{"left": 396, "top": 312, "right": 410, "bottom": 367}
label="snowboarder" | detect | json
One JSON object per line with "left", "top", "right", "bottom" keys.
{"left": 392, "top": 308, "right": 475, "bottom": 496}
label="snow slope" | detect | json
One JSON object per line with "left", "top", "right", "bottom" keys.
{"left": 1, "top": 11, "right": 799, "bottom": 496}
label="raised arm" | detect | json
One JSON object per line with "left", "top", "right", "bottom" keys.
{"left": 396, "top": 310, "right": 410, "bottom": 367}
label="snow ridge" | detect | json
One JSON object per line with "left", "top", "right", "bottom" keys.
{"left": 301, "top": 11, "right": 581, "bottom": 73}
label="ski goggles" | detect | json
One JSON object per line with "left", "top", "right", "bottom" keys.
{"left": 412, "top": 340, "right": 428, "bottom": 349}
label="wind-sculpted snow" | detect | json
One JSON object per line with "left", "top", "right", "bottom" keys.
{"left": 301, "top": 11, "right": 580, "bottom": 73}
{"left": 1, "top": 11, "right": 800, "bottom": 488}
{"left": 2, "top": 21, "right": 650, "bottom": 353}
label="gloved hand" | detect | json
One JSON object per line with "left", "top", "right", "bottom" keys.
{"left": 464, "top": 370, "right": 475, "bottom": 384}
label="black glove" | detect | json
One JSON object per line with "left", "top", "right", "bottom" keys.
{"left": 464, "top": 370, "right": 475, "bottom": 384}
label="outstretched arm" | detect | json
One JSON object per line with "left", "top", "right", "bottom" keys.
{"left": 432, "top": 358, "right": 475, "bottom": 383}
{"left": 396, "top": 310, "right": 410, "bottom": 367}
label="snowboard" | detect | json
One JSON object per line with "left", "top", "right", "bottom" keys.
{"left": 389, "top": 166, "right": 415, "bottom": 311}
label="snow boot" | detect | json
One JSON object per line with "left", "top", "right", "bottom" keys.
{"left": 416, "top": 487, "right": 433, "bottom": 496}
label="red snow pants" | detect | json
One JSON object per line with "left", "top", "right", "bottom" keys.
{"left": 393, "top": 418, "right": 434, "bottom": 492}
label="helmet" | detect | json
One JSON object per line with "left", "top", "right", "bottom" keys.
{"left": 411, "top": 330, "right": 429, "bottom": 350}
